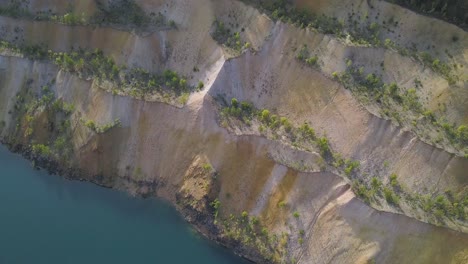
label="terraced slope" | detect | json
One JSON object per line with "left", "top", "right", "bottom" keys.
{"left": 0, "top": 0, "right": 467, "bottom": 263}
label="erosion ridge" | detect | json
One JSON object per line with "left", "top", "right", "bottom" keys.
{"left": 0, "top": 0, "right": 467, "bottom": 263}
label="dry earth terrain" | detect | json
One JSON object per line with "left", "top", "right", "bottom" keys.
{"left": 0, "top": 0, "right": 467, "bottom": 263}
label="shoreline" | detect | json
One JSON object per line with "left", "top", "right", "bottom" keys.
{"left": 0, "top": 140, "right": 262, "bottom": 264}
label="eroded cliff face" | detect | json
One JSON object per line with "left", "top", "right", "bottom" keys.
{"left": 0, "top": 0, "right": 467, "bottom": 263}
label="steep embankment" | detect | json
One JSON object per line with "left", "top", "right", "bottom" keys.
{"left": 210, "top": 21, "right": 468, "bottom": 221}
{"left": 0, "top": 0, "right": 467, "bottom": 263}
{"left": 293, "top": 0, "right": 468, "bottom": 123}
{"left": 1, "top": 54, "right": 468, "bottom": 264}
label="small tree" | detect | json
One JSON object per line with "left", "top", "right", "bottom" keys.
{"left": 317, "top": 137, "right": 331, "bottom": 156}
{"left": 371, "top": 177, "right": 382, "bottom": 190}
{"left": 231, "top": 98, "right": 239, "bottom": 108}
{"left": 210, "top": 198, "right": 221, "bottom": 219}
{"left": 383, "top": 187, "right": 399, "bottom": 205}
{"left": 260, "top": 109, "right": 270, "bottom": 123}
{"left": 241, "top": 211, "right": 249, "bottom": 220}
{"left": 389, "top": 173, "right": 399, "bottom": 187}
{"left": 197, "top": 81, "right": 204, "bottom": 91}
{"left": 457, "top": 125, "right": 468, "bottom": 142}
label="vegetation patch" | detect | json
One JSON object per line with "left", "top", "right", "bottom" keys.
{"left": 333, "top": 60, "right": 468, "bottom": 156}
{"left": 240, "top": 0, "right": 458, "bottom": 82}
{"left": 0, "top": 40, "right": 200, "bottom": 106}
{"left": 352, "top": 172, "right": 468, "bottom": 224}
{"left": 93, "top": 0, "right": 175, "bottom": 29}
{"left": 219, "top": 98, "right": 359, "bottom": 175}
{"left": 9, "top": 81, "right": 75, "bottom": 165}
{"left": 211, "top": 20, "right": 251, "bottom": 54}
{"left": 295, "top": 44, "right": 319, "bottom": 68}
{"left": 82, "top": 118, "right": 121, "bottom": 134}
{"left": 386, "top": 0, "right": 468, "bottom": 29}
{"left": 240, "top": 0, "right": 382, "bottom": 46}
{"left": 211, "top": 200, "right": 294, "bottom": 263}
{"left": 219, "top": 97, "right": 467, "bottom": 228}
{"left": 0, "top": 0, "right": 175, "bottom": 30}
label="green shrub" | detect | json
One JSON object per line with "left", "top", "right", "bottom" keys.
{"left": 241, "top": 211, "right": 249, "bottom": 219}
{"left": 178, "top": 92, "right": 190, "bottom": 105}
{"left": 269, "top": 115, "right": 280, "bottom": 130}
{"left": 211, "top": 20, "right": 246, "bottom": 51}
{"left": 317, "top": 137, "right": 331, "bottom": 156}
{"left": 383, "top": 187, "right": 399, "bottom": 205}
{"left": 260, "top": 109, "right": 270, "bottom": 123}
{"left": 434, "top": 195, "right": 451, "bottom": 217}
{"left": 197, "top": 81, "right": 204, "bottom": 91}
{"left": 371, "top": 177, "right": 382, "bottom": 190}
{"left": 457, "top": 125, "right": 468, "bottom": 143}
{"left": 365, "top": 73, "right": 382, "bottom": 88}
{"left": 83, "top": 119, "right": 121, "bottom": 134}
{"left": 210, "top": 198, "right": 221, "bottom": 220}
{"left": 296, "top": 45, "right": 308, "bottom": 61}
{"left": 344, "top": 160, "right": 360, "bottom": 176}
{"left": 202, "top": 163, "right": 213, "bottom": 172}
{"left": 389, "top": 173, "right": 399, "bottom": 188}
{"left": 299, "top": 123, "right": 315, "bottom": 140}
{"left": 352, "top": 180, "right": 371, "bottom": 202}
{"left": 278, "top": 201, "right": 287, "bottom": 208}
{"left": 53, "top": 136, "right": 67, "bottom": 153}
{"left": 280, "top": 117, "right": 292, "bottom": 132}
{"left": 84, "top": 120, "right": 97, "bottom": 131}
{"left": 240, "top": 102, "right": 253, "bottom": 113}
{"left": 231, "top": 98, "right": 239, "bottom": 108}
{"left": 305, "top": 56, "right": 318, "bottom": 66}
{"left": 32, "top": 144, "right": 51, "bottom": 157}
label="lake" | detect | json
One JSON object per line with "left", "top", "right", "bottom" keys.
{"left": 0, "top": 145, "right": 247, "bottom": 264}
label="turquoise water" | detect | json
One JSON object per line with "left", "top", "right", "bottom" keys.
{"left": 0, "top": 145, "right": 246, "bottom": 264}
